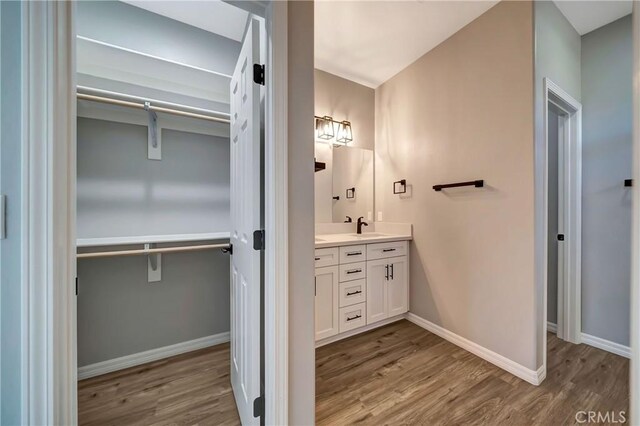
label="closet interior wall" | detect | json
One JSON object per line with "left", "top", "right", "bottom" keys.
{"left": 76, "top": 1, "right": 241, "bottom": 371}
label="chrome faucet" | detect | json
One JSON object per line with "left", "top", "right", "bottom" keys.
{"left": 356, "top": 217, "right": 368, "bottom": 234}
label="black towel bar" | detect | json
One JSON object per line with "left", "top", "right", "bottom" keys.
{"left": 433, "top": 180, "right": 484, "bottom": 192}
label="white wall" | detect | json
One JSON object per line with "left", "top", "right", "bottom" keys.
{"left": 287, "top": 2, "right": 315, "bottom": 424}
{"left": 375, "top": 1, "right": 537, "bottom": 370}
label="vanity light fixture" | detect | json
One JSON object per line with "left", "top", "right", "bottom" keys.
{"left": 315, "top": 115, "right": 335, "bottom": 140}
{"left": 336, "top": 120, "right": 353, "bottom": 144}
{"left": 314, "top": 115, "right": 353, "bottom": 145}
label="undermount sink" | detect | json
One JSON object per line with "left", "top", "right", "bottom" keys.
{"left": 348, "top": 233, "right": 388, "bottom": 238}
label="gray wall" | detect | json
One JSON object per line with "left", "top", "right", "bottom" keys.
{"left": 375, "top": 1, "right": 537, "bottom": 369}
{"left": 288, "top": 2, "right": 315, "bottom": 424}
{"left": 547, "top": 110, "right": 560, "bottom": 325}
{"left": 77, "top": 118, "right": 231, "bottom": 365}
{"left": 77, "top": 1, "right": 241, "bottom": 76}
{"left": 77, "top": 118, "right": 230, "bottom": 239}
{"left": 1, "top": 2, "right": 23, "bottom": 423}
{"left": 581, "top": 15, "right": 632, "bottom": 346}
{"left": 534, "top": 0, "right": 581, "bottom": 366}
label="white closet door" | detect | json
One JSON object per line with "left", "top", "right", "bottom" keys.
{"left": 230, "top": 17, "right": 262, "bottom": 426}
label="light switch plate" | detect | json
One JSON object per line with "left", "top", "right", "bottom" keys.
{"left": 367, "top": 211, "right": 372, "bottom": 221}
{"left": 377, "top": 211, "right": 383, "bottom": 221}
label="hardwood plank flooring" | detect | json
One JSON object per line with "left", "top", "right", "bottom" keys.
{"left": 316, "top": 320, "right": 629, "bottom": 425}
{"left": 79, "top": 320, "right": 628, "bottom": 425}
{"left": 78, "top": 343, "right": 240, "bottom": 426}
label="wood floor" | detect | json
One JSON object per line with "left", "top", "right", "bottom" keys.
{"left": 316, "top": 320, "right": 629, "bottom": 425}
{"left": 79, "top": 319, "right": 628, "bottom": 425}
{"left": 78, "top": 343, "right": 240, "bottom": 425}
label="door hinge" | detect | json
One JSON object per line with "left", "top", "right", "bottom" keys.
{"left": 557, "top": 234, "right": 565, "bottom": 241}
{"left": 253, "top": 64, "right": 265, "bottom": 85}
{"left": 253, "top": 229, "right": 265, "bottom": 251}
{"left": 253, "top": 395, "right": 264, "bottom": 418}
{"left": 75, "top": 277, "right": 78, "bottom": 296}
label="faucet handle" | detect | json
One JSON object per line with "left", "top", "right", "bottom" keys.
{"left": 345, "top": 216, "right": 352, "bottom": 223}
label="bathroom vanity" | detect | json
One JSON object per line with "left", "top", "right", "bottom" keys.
{"left": 314, "top": 228, "right": 411, "bottom": 344}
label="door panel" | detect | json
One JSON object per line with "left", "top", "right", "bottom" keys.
{"left": 387, "top": 257, "right": 408, "bottom": 317}
{"left": 230, "top": 18, "right": 261, "bottom": 426}
{"left": 366, "top": 258, "right": 388, "bottom": 324}
{"left": 315, "top": 266, "right": 339, "bottom": 340}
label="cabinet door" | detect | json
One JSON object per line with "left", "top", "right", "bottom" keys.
{"left": 387, "top": 256, "right": 408, "bottom": 317}
{"left": 366, "top": 258, "right": 389, "bottom": 324}
{"left": 315, "top": 266, "right": 339, "bottom": 341}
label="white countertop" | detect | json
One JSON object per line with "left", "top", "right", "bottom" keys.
{"left": 315, "top": 232, "right": 412, "bottom": 248}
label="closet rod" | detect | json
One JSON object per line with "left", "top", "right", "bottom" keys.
{"left": 77, "top": 92, "right": 230, "bottom": 124}
{"left": 77, "top": 243, "right": 230, "bottom": 259}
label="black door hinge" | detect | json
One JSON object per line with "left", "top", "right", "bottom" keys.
{"left": 253, "top": 395, "right": 264, "bottom": 418}
{"left": 75, "top": 277, "right": 78, "bottom": 296}
{"left": 253, "top": 64, "right": 265, "bottom": 85}
{"left": 557, "top": 234, "right": 565, "bottom": 241}
{"left": 253, "top": 229, "right": 265, "bottom": 251}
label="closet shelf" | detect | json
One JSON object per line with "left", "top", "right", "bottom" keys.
{"left": 77, "top": 232, "right": 230, "bottom": 248}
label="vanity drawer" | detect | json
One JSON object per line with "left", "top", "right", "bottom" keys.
{"left": 339, "top": 302, "right": 366, "bottom": 333}
{"left": 339, "top": 262, "right": 366, "bottom": 282}
{"left": 367, "top": 240, "right": 408, "bottom": 260}
{"left": 339, "top": 279, "right": 366, "bottom": 307}
{"left": 315, "top": 247, "right": 339, "bottom": 268}
{"left": 339, "top": 245, "right": 366, "bottom": 264}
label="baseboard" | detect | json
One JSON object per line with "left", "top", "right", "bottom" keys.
{"left": 316, "top": 315, "right": 405, "bottom": 348}
{"left": 581, "top": 332, "right": 630, "bottom": 359}
{"left": 78, "top": 332, "right": 230, "bottom": 380}
{"left": 548, "top": 322, "right": 629, "bottom": 358}
{"left": 405, "top": 313, "right": 543, "bottom": 385}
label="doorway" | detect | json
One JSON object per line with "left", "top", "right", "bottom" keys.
{"left": 544, "top": 78, "right": 582, "bottom": 348}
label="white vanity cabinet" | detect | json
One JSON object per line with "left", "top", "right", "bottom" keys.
{"left": 315, "top": 239, "right": 409, "bottom": 343}
{"left": 315, "top": 265, "right": 340, "bottom": 340}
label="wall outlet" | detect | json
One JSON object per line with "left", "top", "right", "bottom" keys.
{"left": 377, "top": 211, "right": 383, "bottom": 221}
{"left": 367, "top": 211, "right": 372, "bottom": 221}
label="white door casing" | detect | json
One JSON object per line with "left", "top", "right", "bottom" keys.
{"left": 230, "top": 17, "right": 262, "bottom": 426}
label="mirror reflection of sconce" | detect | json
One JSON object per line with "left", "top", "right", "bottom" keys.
{"left": 393, "top": 179, "right": 407, "bottom": 194}
{"left": 346, "top": 187, "right": 356, "bottom": 199}
{"left": 315, "top": 115, "right": 352, "bottom": 146}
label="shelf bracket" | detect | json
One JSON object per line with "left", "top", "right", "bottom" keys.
{"left": 146, "top": 243, "right": 162, "bottom": 282}
{"left": 145, "top": 101, "right": 162, "bottom": 161}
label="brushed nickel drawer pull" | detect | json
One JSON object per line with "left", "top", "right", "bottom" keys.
{"left": 346, "top": 314, "right": 362, "bottom": 322}
{"left": 346, "top": 269, "right": 362, "bottom": 274}
{"left": 346, "top": 290, "right": 362, "bottom": 296}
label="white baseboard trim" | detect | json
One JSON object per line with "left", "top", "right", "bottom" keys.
{"left": 406, "top": 313, "right": 543, "bottom": 385}
{"left": 548, "top": 321, "right": 629, "bottom": 358}
{"left": 316, "top": 315, "right": 405, "bottom": 348}
{"left": 77, "top": 332, "right": 230, "bottom": 380}
{"left": 581, "top": 332, "right": 630, "bottom": 359}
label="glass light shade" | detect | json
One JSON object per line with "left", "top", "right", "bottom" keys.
{"left": 336, "top": 120, "right": 353, "bottom": 144}
{"left": 316, "top": 116, "right": 334, "bottom": 140}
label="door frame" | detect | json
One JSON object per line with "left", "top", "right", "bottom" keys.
{"left": 20, "top": 1, "right": 289, "bottom": 425}
{"left": 630, "top": 3, "right": 639, "bottom": 422}
{"left": 542, "top": 78, "right": 582, "bottom": 371}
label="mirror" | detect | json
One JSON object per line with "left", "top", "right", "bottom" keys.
{"left": 315, "top": 145, "right": 374, "bottom": 223}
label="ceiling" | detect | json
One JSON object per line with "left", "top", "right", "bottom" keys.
{"left": 315, "top": 0, "right": 633, "bottom": 89}
{"left": 315, "top": 0, "right": 499, "bottom": 88}
{"left": 553, "top": 0, "right": 632, "bottom": 35}
{"left": 121, "top": 0, "right": 248, "bottom": 42}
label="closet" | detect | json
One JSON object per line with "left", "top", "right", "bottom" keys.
{"left": 74, "top": 2, "right": 263, "bottom": 425}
